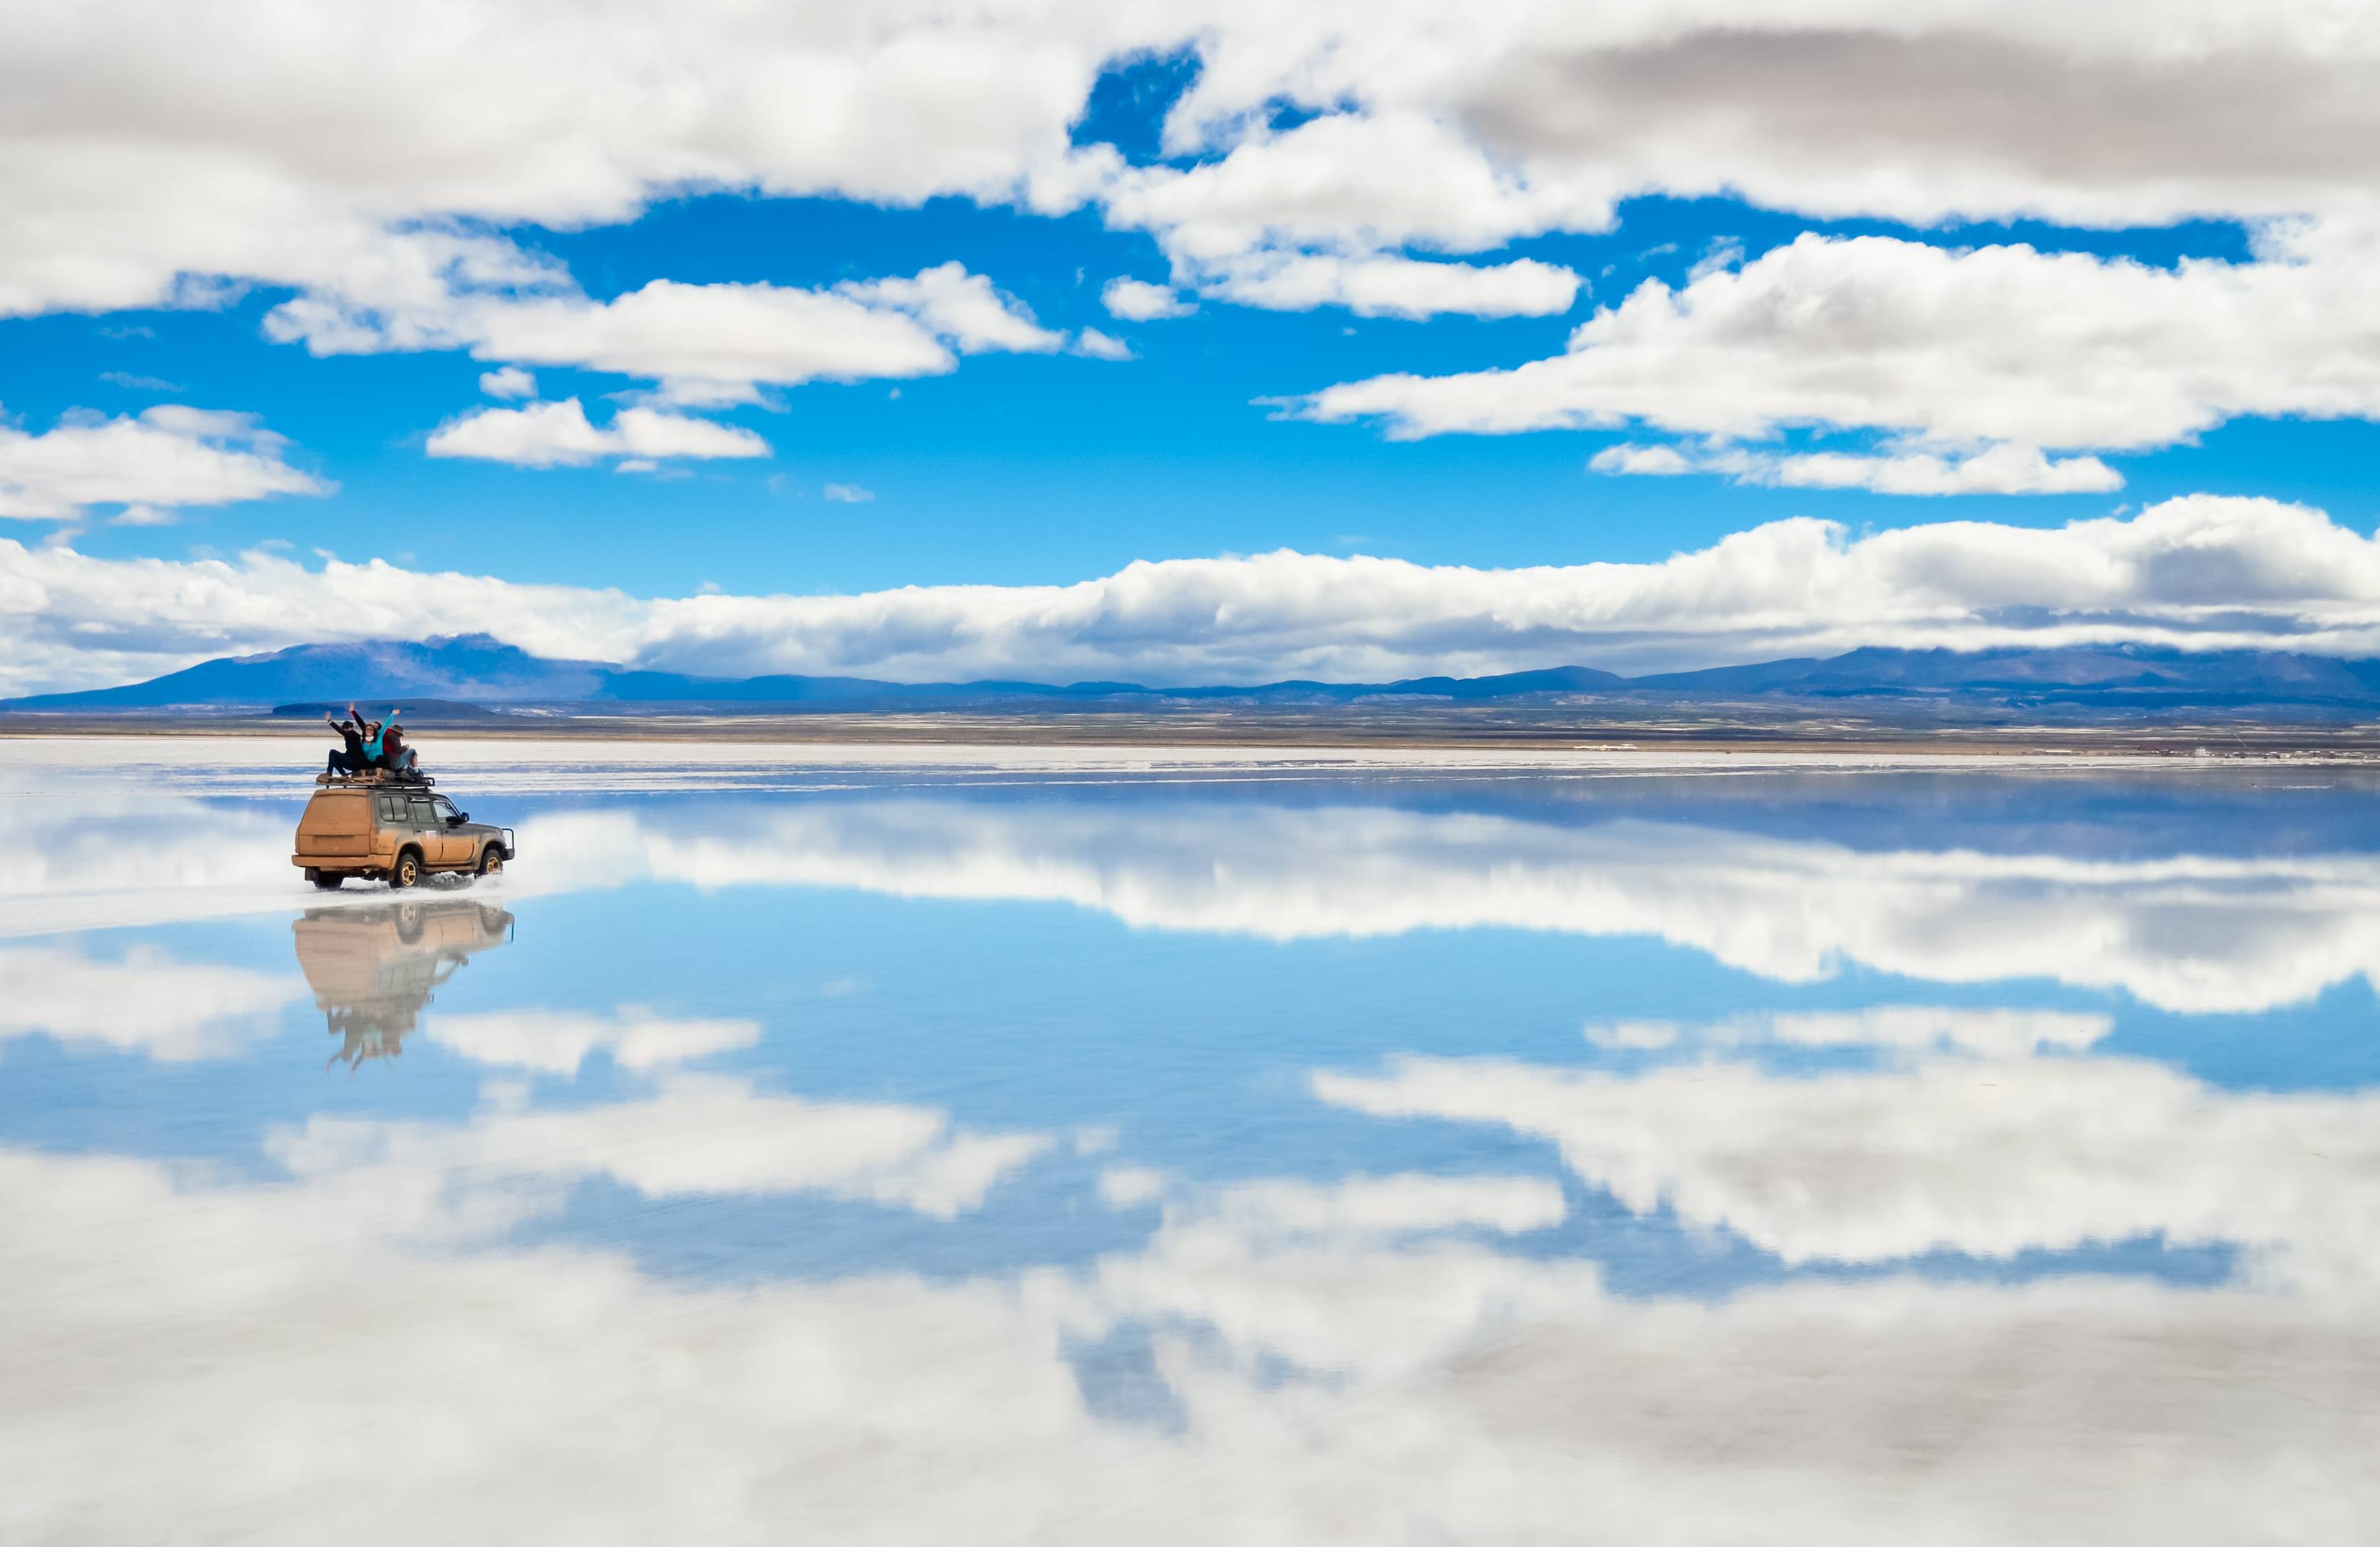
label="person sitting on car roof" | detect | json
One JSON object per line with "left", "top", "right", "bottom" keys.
{"left": 377, "top": 715, "right": 420, "bottom": 777}
{"left": 358, "top": 707, "right": 397, "bottom": 770}
{"left": 323, "top": 705, "right": 368, "bottom": 777}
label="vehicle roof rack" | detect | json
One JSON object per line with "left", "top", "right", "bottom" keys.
{"left": 317, "top": 770, "right": 435, "bottom": 789}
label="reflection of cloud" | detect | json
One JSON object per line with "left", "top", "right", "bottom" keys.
{"left": 1181, "top": 1173, "right": 1565, "bottom": 1242}
{"left": 427, "top": 1008, "right": 759, "bottom": 1075}
{"left": 270, "top": 1074, "right": 1050, "bottom": 1222}
{"left": 519, "top": 800, "right": 2380, "bottom": 1013}
{"left": 8, "top": 1136, "right": 2376, "bottom": 1544}
{"left": 1317, "top": 1046, "right": 2380, "bottom": 1284}
{"left": 15, "top": 780, "right": 2380, "bottom": 1017}
{"left": 0, "top": 941, "right": 299, "bottom": 1059}
{"left": 1586, "top": 1005, "right": 2112, "bottom": 1058}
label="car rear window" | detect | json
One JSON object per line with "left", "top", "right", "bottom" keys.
{"left": 377, "top": 795, "right": 406, "bottom": 822}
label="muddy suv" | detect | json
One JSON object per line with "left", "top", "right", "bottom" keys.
{"left": 293, "top": 780, "right": 515, "bottom": 889}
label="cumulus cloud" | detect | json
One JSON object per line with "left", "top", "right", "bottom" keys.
{"left": 1207, "top": 252, "right": 1581, "bottom": 319}
{"left": 1306, "top": 231, "right": 2380, "bottom": 473}
{"left": 1072, "top": 327, "right": 1132, "bottom": 361}
{"left": 477, "top": 366, "right": 535, "bottom": 399}
{"left": 16, "top": 494, "right": 2380, "bottom": 693}
{"left": 281, "top": 264, "right": 1065, "bottom": 407}
{"left": 1591, "top": 440, "right": 2125, "bottom": 495}
{"left": 1101, "top": 278, "right": 1193, "bottom": 321}
{"left": 13, "top": 1, "right": 2380, "bottom": 369}
{"left": 0, "top": 404, "right": 330, "bottom": 523}
{"left": 425, "top": 399, "right": 769, "bottom": 468}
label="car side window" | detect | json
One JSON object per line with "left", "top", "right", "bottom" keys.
{"left": 377, "top": 795, "right": 405, "bottom": 823}
{"left": 432, "top": 796, "right": 460, "bottom": 823}
{"left": 407, "top": 797, "right": 437, "bottom": 827}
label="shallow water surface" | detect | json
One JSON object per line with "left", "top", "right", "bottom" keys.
{"left": 4, "top": 739, "right": 2377, "bottom": 1543}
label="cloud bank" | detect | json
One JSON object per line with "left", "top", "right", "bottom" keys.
{"left": 9, "top": 495, "right": 2380, "bottom": 693}
{"left": 14, "top": 0, "right": 2380, "bottom": 475}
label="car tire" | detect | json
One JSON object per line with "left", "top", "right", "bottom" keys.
{"left": 477, "top": 846, "right": 505, "bottom": 880}
{"left": 391, "top": 849, "right": 423, "bottom": 889}
{"left": 308, "top": 869, "right": 343, "bottom": 891}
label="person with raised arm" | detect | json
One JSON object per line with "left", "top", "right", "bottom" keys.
{"left": 322, "top": 704, "right": 368, "bottom": 778}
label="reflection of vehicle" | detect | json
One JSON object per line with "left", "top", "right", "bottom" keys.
{"left": 292, "top": 898, "right": 516, "bottom": 1068}
{"left": 294, "top": 780, "right": 516, "bottom": 889}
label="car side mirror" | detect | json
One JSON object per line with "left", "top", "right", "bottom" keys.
{"left": 448, "top": 813, "right": 467, "bottom": 826}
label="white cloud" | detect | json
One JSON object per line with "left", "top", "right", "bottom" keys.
{"left": 1207, "top": 252, "right": 1581, "bottom": 319}
{"left": 1593, "top": 440, "right": 2125, "bottom": 495}
{"left": 22, "top": 494, "right": 2380, "bottom": 692}
{"left": 1586, "top": 443, "right": 1693, "bottom": 477}
{"left": 425, "top": 1008, "right": 761, "bottom": 1075}
{"left": 822, "top": 482, "right": 875, "bottom": 503}
{"left": 0, "top": 404, "right": 330, "bottom": 522}
{"left": 13, "top": 2, "right": 2380, "bottom": 360}
{"left": 283, "top": 265, "right": 1062, "bottom": 407}
{"left": 1305, "top": 232, "right": 2380, "bottom": 472}
{"left": 14, "top": 0, "right": 2380, "bottom": 482}
{"left": 1101, "top": 278, "right": 1193, "bottom": 321}
{"left": 425, "top": 399, "right": 769, "bottom": 468}
{"left": 1102, "top": 110, "right": 1605, "bottom": 265}
{"left": 1072, "top": 327, "right": 1132, "bottom": 361}
{"left": 477, "top": 366, "right": 535, "bottom": 399}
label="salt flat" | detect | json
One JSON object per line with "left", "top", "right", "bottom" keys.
{"left": 3, "top": 741, "right": 2376, "bottom": 1543}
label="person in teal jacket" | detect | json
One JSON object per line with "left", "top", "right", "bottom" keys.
{"left": 358, "top": 707, "right": 416, "bottom": 773}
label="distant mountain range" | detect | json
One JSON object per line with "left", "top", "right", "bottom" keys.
{"left": 7, "top": 634, "right": 2380, "bottom": 717}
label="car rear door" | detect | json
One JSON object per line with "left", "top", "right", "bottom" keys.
{"left": 404, "top": 793, "right": 450, "bottom": 865}
{"left": 374, "top": 793, "right": 410, "bottom": 865}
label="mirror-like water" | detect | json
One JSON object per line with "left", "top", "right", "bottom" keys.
{"left": 4, "top": 739, "right": 2376, "bottom": 1543}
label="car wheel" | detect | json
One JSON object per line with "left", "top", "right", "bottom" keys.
{"left": 391, "top": 849, "right": 422, "bottom": 889}
{"left": 477, "top": 846, "right": 505, "bottom": 880}
{"left": 308, "top": 869, "right": 343, "bottom": 891}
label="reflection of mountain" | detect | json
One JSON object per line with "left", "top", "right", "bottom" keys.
{"left": 524, "top": 789, "right": 2380, "bottom": 1013}
{"left": 292, "top": 899, "right": 515, "bottom": 1068}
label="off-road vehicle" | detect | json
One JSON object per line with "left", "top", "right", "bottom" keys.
{"left": 293, "top": 775, "right": 515, "bottom": 889}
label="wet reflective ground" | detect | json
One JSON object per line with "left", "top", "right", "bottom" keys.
{"left": 4, "top": 739, "right": 2378, "bottom": 1543}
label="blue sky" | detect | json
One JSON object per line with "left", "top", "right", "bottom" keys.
{"left": 7, "top": 5, "right": 2380, "bottom": 690}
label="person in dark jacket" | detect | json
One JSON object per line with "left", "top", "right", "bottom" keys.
{"left": 323, "top": 705, "right": 368, "bottom": 776}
